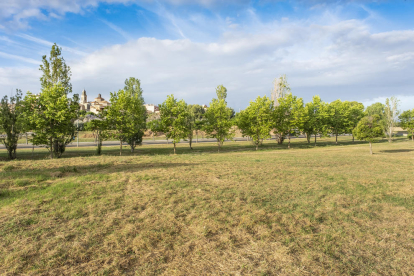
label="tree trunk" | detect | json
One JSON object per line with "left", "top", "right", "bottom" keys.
{"left": 306, "top": 133, "right": 310, "bottom": 143}
{"left": 189, "top": 138, "right": 193, "bottom": 149}
{"left": 352, "top": 135, "right": 355, "bottom": 142}
{"left": 173, "top": 142, "right": 176, "bottom": 154}
{"left": 120, "top": 140, "right": 122, "bottom": 156}
{"left": 50, "top": 138, "right": 53, "bottom": 159}
{"left": 369, "top": 141, "right": 373, "bottom": 155}
{"left": 314, "top": 134, "right": 317, "bottom": 146}
{"left": 196, "top": 131, "right": 198, "bottom": 143}
{"left": 26, "top": 133, "right": 28, "bottom": 145}
{"left": 288, "top": 133, "right": 291, "bottom": 149}
{"left": 256, "top": 144, "right": 258, "bottom": 151}
{"left": 335, "top": 133, "right": 338, "bottom": 145}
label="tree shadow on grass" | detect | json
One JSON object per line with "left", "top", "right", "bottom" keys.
{"left": 380, "top": 149, "right": 414, "bottom": 153}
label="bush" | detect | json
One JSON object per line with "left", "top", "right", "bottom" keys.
{"left": 408, "top": 134, "right": 413, "bottom": 140}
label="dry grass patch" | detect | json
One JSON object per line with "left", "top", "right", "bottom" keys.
{"left": 1, "top": 137, "right": 414, "bottom": 275}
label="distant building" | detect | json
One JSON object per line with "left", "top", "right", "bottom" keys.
{"left": 144, "top": 104, "right": 159, "bottom": 113}
{"left": 79, "top": 90, "right": 111, "bottom": 114}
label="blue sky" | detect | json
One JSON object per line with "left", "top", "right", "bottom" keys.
{"left": 1, "top": 0, "right": 414, "bottom": 110}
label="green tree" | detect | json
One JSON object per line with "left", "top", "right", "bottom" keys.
{"left": 159, "top": 95, "right": 189, "bottom": 154}
{"left": 204, "top": 98, "right": 234, "bottom": 152}
{"left": 0, "top": 90, "right": 25, "bottom": 160}
{"left": 384, "top": 96, "right": 400, "bottom": 142}
{"left": 365, "top": 102, "right": 385, "bottom": 118}
{"left": 302, "top": 95, "right": 324, "bottom": 145}
{"left": 186, "top": 104, "right": 206, "bottom": 148}
{"left": 274, "top": 94, "right": 304, "bottom": 149}
{"left": 347, "top": 101, "right": 365, "bottom": 142}
{"left": 106, "top": 88, "right": 147, "bottom": 155}
{"left": 353, "top": 115, "right": 384, "bottom": 154}
{"left": 399, "top": 109, "right": 414, "bottom": 141}
{"left": 324, "top": 100, "right": 349, "bottom": 144}
{"left": 237, "top": 96, "right": 274, "bottom": 150}
{"left": 216, "top": 85, "right": 227, "bottom": 101}
{"left": 124, "top": 77, "right": 143, "bottom": 97}
{"left": 39, "top": 43, "right": 72, "bottom": 94}
{"left": 24, "top": 84, "right": 79, "bottom": 158}
{"left": 84, "top": 113, "right": 108, "bottom": 155}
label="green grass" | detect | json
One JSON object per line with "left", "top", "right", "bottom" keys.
{"left": 1, "top": 137, "right": 414, "bottom": 275}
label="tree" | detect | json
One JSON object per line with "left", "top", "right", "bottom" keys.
{"left": 84, "top": 113, "right": 108, "bottom": 155}
{"left": 273, "top": 94, "right": 304, "bottom": 149}
{"left": 324, "top": 100, "right": 349, "bottom": 144}
{"left": 24, "top": 84, "right": 79, "bottom": 158}
{"left": 0, "top": 90, "right": 25, "bottom": 160}
{"left": 365, "top": 102, "right": 385, "bottom": 118}
{"left": 106, "top": 88, "right": 147, "bottom": 155}
{"left": 399, "top": 109, "right": 414, "bottom": 141}
{"left": 124, "top": 77, "right": 143, "bottom": 97}
{"left": 216, "top": 85, "right": 227, "bottom": 101}
{"left": 237, "top": 96, "right": 274, "bottom": 150}
{"left": 271, "top": 74, "right": 291, "bottom": 107}
{"left": 204, "top": 98, "right": 234, "bottom": 152}
{"left": 353, "top": 115, "right": 384, "bottom": 154}
{"left": 39, "top": 43, "right": 72, "bottom": 94}
{"left": 347, "top": 101, "right": 365, "bottom": 142}
{"left": 159, "top": 95, "right": 189, "bottom": 154}
{"left": 384, "top": 96, "right": 400, "bottom": 142}
{"left": 186, "top": 104, "right": 205, "bottom": 148}
{"left": 302, "top": 95, "right": 324, "bottom": 145}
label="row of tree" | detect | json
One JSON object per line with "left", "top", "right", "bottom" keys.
{"left": 1, "top": 44, "right": 414, "bottom": 159}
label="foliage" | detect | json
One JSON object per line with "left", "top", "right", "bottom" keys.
{"left": 346, "top": 101, "right": 365, "bottom": 140}
{"left": 84, "top": 114, "right": 108, "bottom": 155}
{"left": 273, "top": 94, "right": 304, "bottom": 148}
{"left": 159, "top": 95, "right": 189, "bottom": 153}
{"left": 124, "top": 77, "right": 143, "bottom": 97}
{"left": 399, "top": 109, "right": 414, "bottom": 141}
{"left": 323, "top": 100, "right": 350, "bottom": 144}
{"left": 215, "top": 85, "right": 227, "bottom": 101}
{"left": 271, "top": 74, "right": 291, "bottom": 107}
{"left": 353, "top": 115, "right": 384, "bottom": 154}
{"left": 186, "top": 104, "right": 206, "bottom": 149}
{"left": 302, "top": 95, "right": 325, "bottom": 144}
{"left": 39, "top": 43, "right": 72, "bottom": 94}
{"left": 106, "top": 87, "right": 147, "bottom": 155}
{"left": 0, "top": 90, "right": 25, "bottom": 160}
{"left": 23, "top": 84, "right": 79, "bottom": 158}
{"left": 384, "top": 96, "right": 400, "bottom": 142}
{"left": 237, "top": 96, "right": 274, "bottom": 150}
{"left": 203, "top": 98, "right": 234, "bottom": 152}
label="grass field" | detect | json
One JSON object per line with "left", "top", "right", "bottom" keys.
{"left": 1, "top": 137, "right": 413, "bottom": 275}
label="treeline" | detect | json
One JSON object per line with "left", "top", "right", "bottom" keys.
{"left": 1, "top": 44, "right": 414, "bottom": 160}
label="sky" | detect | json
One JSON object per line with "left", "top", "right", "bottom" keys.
{"left": 1, "top": 0, "right": 414, "bottom": 111}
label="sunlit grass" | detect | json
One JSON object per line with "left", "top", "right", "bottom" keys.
{"left": 1, "top": 137, "right": 413, "bottom": 275}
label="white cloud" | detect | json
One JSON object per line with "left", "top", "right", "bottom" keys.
{"left": 0, "top": 51, "right": 39, "bottom": 64}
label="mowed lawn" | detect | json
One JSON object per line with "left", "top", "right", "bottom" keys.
{"left": 0, "top": 137, "right": 413, "bottom": 275}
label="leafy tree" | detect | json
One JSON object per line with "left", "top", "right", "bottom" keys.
{"left": 384, "top": 96, "right": 400, "bottom": 142}
{"left": 399, "top": 109, "right": 414, "bottom": 141}
{"left": 0, "top": 90, "right": 25, "bottom": 160}
{"left": 365, "top": 102, "right": 385, "bottom": 118}
{"left": 237, "top": 96, "right": 274, "bottom": 150}
{"left": 106, "top": 88, "right": 147, "bottom": 155}
{"left": 159, "top": 95, "right": 189, "bottom": 154}
{"left": 204, "top": 98, "right": 234, "bottom": 152}
{"left": 273, "top": 94, "right": 304, "bottom": 149}
{"left": 39, "top": 43, "right": 72, "bottom": 94}
{"left": 24, "top": 84, "right": 79, "bottom": 158}
{"left": 302, "top": 95, "right": 324, "bottom": 145}
{"left": 84, "top": 113, "right": 108, "bottom": 155}
{"left": 216, "top": 85, "right": 227, "bottom": 101}
{"left": 186, "top": 104, "right": 205, "bottom": 148}
{"left": 124, "top": 77, "right": 143, "bottom": 97}
{"left": 271, "top": 74, "right": 291, "bottom": 107}
{"left": 347, "top": 101, "right": 365, "bottom": 142}
{"left": 353, "top": 115, "right": 384, "bottom": 154}
{"left": 324, "top": 100, "right": 349, "bottom": 144}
